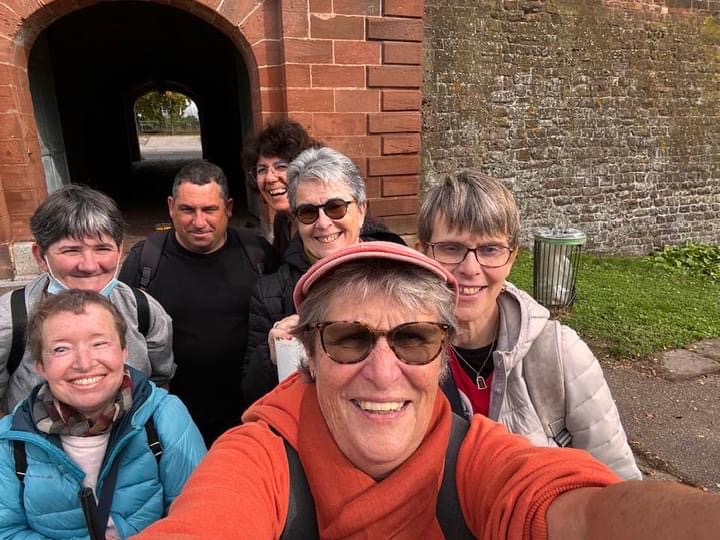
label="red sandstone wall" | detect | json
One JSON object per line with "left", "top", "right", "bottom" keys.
{"left": 273, "top": 0, "right": 424, "bottom": 234}
{"left": 0, "top": 0, "right": 424, "bottom": 277}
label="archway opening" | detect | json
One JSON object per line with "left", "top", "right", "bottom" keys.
{"left": 134, "top": 90, "right": 203, "bottom": 162}
{"left": 27, "top": 1, "right": 255, "bottom": 237}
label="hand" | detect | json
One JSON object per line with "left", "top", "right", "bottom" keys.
{"left": 268, "top": 314, "right": 300, "bottom": 365}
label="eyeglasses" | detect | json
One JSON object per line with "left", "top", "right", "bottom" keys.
{"left": 312, "top": 321, "right": 450, "bottom": 365}
{"left": 249, "top": 160, "right": 288, "bottom": 181}
{"left": 429, "top": 242, "right": 514, "bottom": 268}
{"left": 294, "top": 199, "right": 356, "bottom": 225}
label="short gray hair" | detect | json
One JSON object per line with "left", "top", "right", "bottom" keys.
{"left": 417, "top": 170, "right": 520, "bottom": 249}
{"left": 172, "top": 160, "right": 230, "bottom": 200}
{"left": 292, "top": 259, "right": 456, "bottom": 381}
{"left": 287, "top": 147, "right": 367, "bottom": 209}
{"left": 30, "top": 184, "right": 125, "bottom": 254}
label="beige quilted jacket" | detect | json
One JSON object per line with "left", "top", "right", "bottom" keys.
{"left": 455, "top": 282, "right": 642, "bottom": 481}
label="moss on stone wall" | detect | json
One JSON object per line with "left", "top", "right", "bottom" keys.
{"left": 423, "top": 0, "right": 720, "bottom": 254}
{"left": 702, "top": 16, "right": 720, "bottom": 43}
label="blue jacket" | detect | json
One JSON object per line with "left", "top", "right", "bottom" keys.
{"left": 0, "top": 367, "right": 206, "bottom": 539}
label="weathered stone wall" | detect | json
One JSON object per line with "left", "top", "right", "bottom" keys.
{"left": 422, "top": 0, "right": 720, "bottom": 254}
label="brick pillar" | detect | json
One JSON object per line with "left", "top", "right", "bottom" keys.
{"left": 0, "top": 3, "right": 49, "bottom": 279}
{"left": 279, "top": 0, "right": 425, "bottom": 237}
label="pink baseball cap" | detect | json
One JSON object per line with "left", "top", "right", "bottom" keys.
{"left": 293, "top": 241, "right": 459, "bottom": 310}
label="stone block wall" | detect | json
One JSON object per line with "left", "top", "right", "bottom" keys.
{"left": 423, "top": 0, "right": 720, "bottom": 254}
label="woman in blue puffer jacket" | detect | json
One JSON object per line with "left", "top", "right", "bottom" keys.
{"left": 0, "top": 290, "right": 206, "bottom": 539}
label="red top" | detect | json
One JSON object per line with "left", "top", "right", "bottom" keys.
{"left": 449, "top": 352, "right": 494, "bottom": 417}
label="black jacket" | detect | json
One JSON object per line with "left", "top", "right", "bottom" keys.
{"left": 119, "top": 228, "right": 278, "bottom": 443}
{"left": 241, "top": 229, "right": 405, "bottom": 406}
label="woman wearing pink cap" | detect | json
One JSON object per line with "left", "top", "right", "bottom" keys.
{"left": 137, "top": 242, "right": 716, "bottom": 540}
{"left": 416, "top": 170, "right": 640, "bottom": 480}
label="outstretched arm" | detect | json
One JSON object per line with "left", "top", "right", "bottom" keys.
{"left": 136, "top": 422, "right": 288, "bottom": 539}
{"left": 548, "top": 481, "right": 719, "bottom": 540}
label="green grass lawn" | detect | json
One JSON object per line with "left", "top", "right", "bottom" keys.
{"left": 508, "top": 249, "right": 720, "bottom": 360}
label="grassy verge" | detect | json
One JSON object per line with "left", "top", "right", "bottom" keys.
{"left": 508, "top": 249, "right": 720, "bottom": 360}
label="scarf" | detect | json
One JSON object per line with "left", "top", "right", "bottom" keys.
{"left": 33, "top": 370, "right": 133, "bottom": 437}
{"left": 296, "top": 385, "right": 450, "bottom": 539}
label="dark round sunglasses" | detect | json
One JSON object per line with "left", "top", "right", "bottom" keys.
{"left": 312, "top": 321, "right": 450, "bottom": 365}
{"left": 294, "top": 199, "right": 355, "bottom": 225}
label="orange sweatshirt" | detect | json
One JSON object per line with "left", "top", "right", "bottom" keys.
{"left": 135, "top": 374, "right": 619, "bottom": 539}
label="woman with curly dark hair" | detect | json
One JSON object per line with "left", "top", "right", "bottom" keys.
{"left": 245, "top": 120, "right": 320, "bottom": 254}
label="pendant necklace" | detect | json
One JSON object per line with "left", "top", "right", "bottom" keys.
{"left": 452, "top": 317, "right": 499, "bottom": 391}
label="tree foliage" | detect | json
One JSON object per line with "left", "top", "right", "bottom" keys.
{"left": 135, "top": 91, "right": 192, "bottom": 132}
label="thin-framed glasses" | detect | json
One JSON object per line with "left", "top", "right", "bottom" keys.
{"left": 249, "top": 160, "right": 288, "bottom": 181}
{"left": 429, "top": 242, "right": 514, "bottom": 268}
{"left": 312, "top": 320, "right": 450, "bottom": 365}
{"left": 294, "top": 199, "right": 356, "bottom": 225}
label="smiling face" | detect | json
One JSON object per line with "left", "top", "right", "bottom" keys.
{"left": 33, "top": 235, "right": 121, "bottom": 293}
{"left": 255, "top": 154, "right": 290, "bottom": 213}
{"left": 309, "top": 293, "right": 442, "bottom": 479}
{"left": 35, "top": 304, "right": 128, "bottom": 420}
{"left": 168, "top": 181, "right": 233, "bottom": 254}
{"left": 425, "top": 218, "right": 516, "bottom": 325}
{"left": 295, "top": 179, "right": 366, "bottom": 260}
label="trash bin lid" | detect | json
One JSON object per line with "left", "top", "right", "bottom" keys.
{"left": 533, "top": 227, "right": 587, "bottom": 245}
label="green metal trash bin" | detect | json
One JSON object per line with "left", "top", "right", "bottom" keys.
{"left": 533, "top": 227, "right": 587, "bottom": 309}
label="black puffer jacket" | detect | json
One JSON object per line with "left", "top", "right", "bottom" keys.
{"left": 241, "top": 228, "right": 405, "bottom": 407}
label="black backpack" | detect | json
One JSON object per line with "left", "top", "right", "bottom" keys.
{"left": 279, "top": 413, "right": 474, "bottom": 539}
{"left": 7, "top": 286, "right": 150, "bottom": 379}
{"left": 137, "top": 228, "right": 269, "bottom": 291}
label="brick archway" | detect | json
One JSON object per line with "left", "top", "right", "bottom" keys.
{"left": 0, "top": 0, "right": 424, "bottom": 278}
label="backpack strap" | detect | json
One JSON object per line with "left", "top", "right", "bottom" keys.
{"left": 79, "top": 417, "right": 161, "bottom": 539}
{"left": 13, "top": 439, "right": 27, "bottom": 484}
{"left": 79, "top": 450, "right": 122, "bottom": 540}
{"left": 435, "top": 414, "right": 475, "bottom": 540}
{"left": 440, "top": 369, "right": 468, "bottom": 419}
{"left": 139, "top": 231, "right": 169, "bottom": 290}
{"left": 8, "top": 287, "right": 27, "bottom": 377}
{"left": 523, "top": 320, "right": 572, "bottom": 447}
{"left": 280, "top": 438, "right": 318, "bottom": 540}
{"left": 231, "top": 228, "right": 267, "bottom": 275}
{"left": 145, "top": 416, "right": 163, "bottom": 464}
{"left": 131, "top": 287, "right": 150, "bottom": 337}
{"left": 437, "top": 413, "right": 474, "bottom": 539}
{"left": 279, "top": 415, "right": 472, "bottom": 539}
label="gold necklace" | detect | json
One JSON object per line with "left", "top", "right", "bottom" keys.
{"left": 452, "top": 317, "right": 499, "bottom": 390}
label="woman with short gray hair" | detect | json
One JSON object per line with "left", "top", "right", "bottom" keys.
{"left": 417, "top": 170, "right": 641, "bottom": 480}
{"left": 242, "top": 147, "right": 404, "bottom": 407}
{"left": 286, "top": 146, "right": 367, "bottom": 210}
{"left": 0, "top": 184, "right": 175, "bottom": 415}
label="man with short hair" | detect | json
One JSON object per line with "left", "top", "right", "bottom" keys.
{"left": 120, "top": 160, "right": 277, "bottom": 445}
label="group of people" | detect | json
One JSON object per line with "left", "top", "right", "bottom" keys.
{"left": 0, "top": 118, "right": 716, "bottom": 538}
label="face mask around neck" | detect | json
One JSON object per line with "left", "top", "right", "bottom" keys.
{"left": 44, "top": 256, "right": 120, "bottom": 298}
